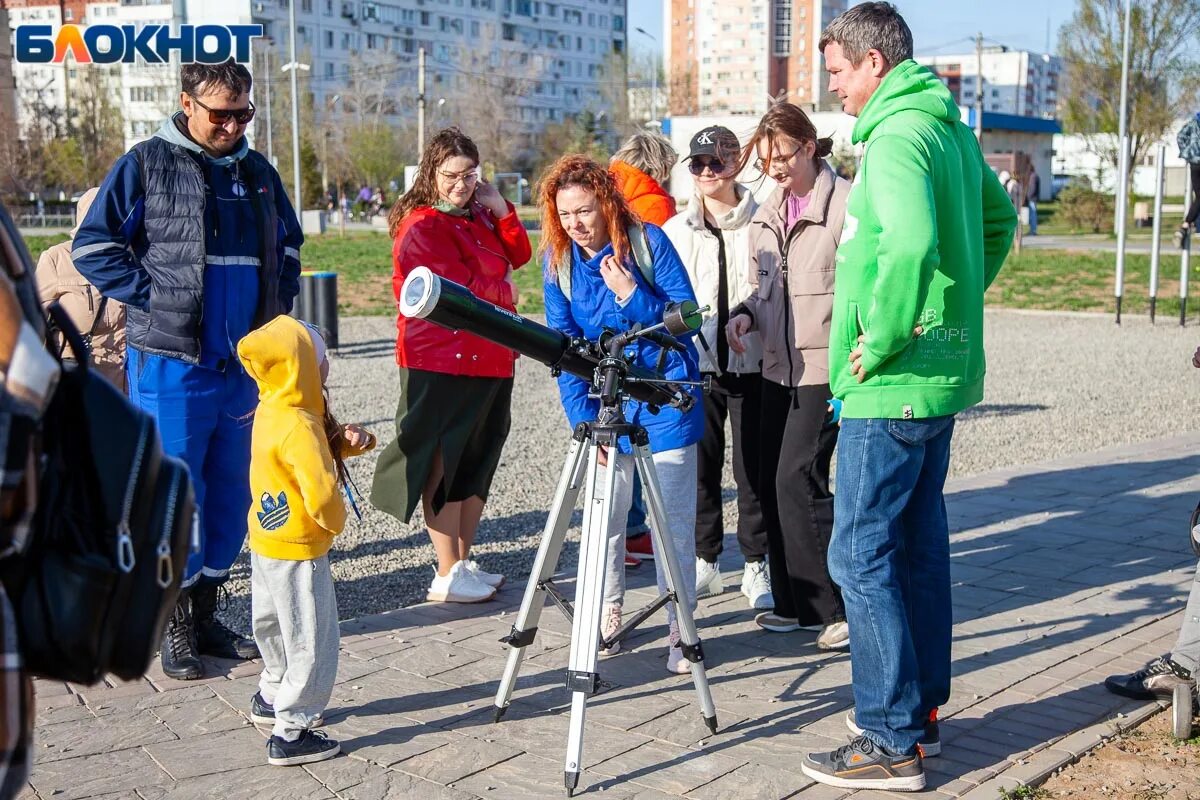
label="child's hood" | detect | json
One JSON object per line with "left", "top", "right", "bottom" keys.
{"left": 237, "top": 315, "right": 324, "bottom": 412}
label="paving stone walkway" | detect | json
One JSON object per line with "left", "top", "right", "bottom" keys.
{"left": 19, "top": 433, "right": 1200, "bottom": 800}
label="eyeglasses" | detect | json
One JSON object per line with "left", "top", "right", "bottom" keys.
{"left": 688, "top": 157, "right": 730, "bottom": 176}
{"left": 189, "top": 94, "right": 256, "bottom": 125}
{"left": 753, "top": 146, "right": 802, "bottom": 174}
{"left": 437, "top": 169, "right": 479, "bottom": 186}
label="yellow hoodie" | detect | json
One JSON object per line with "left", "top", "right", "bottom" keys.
{"left": 238, "top": 315, "right": 347, "bottom": 561}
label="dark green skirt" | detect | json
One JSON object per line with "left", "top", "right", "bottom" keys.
{"left": 370, "top": 368, "right": 514, "bottom": 523}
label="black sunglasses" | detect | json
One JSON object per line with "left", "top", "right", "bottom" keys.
{"left": 688, "top": 156, "right": 728, "bottom": 176}
{"left": 189, "top": 94, "right": 256, "bottom": 125}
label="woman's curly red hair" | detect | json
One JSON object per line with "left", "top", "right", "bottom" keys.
{"left": 537, "top": 154, "right": 638, "bottom": 274}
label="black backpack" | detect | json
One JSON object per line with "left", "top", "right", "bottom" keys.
{"left": 0, "top": 303, "right": 194, "bottom": 684}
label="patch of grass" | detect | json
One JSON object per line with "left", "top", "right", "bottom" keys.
{"left": 988, "top": 247, "right": 1200, "bottom": 321}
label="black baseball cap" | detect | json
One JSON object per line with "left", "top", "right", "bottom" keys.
{"left": 685, "top": 126, "right": 741, "bottom": 162}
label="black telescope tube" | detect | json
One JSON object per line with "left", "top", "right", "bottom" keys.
{"left": 399, "top": 267, "right": 689, "bottom": 410}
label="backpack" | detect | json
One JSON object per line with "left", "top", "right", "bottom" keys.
{"left": 557, "top": 222, "right": 656, "bottom": 301}
{"left": 0, "top": 303, "right": 194, "bottom": 684}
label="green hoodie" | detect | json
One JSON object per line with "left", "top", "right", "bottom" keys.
{"left": 830, "top": 60, "right": 1017, "bottom": 419}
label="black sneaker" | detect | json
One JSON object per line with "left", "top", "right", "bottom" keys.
{"left": 1105, "top": 656, "right": 1195, "bottom": 701}
{"left": 846, "top": 707, "right": 941, "bottom": 757}
{"left": 266, "top": 730, "right": 340, "bottom": 766}
{"left": 801, "top": 735, "right": 925, "bottom": 792}
{"left": 192, "top": 583, "right": 260, "bottom": 660}
{"left": 160, "top": 594, "right": 203, "bottom": 681}
{"left": 249, "top": 692, "right": 325, "bottom": 728}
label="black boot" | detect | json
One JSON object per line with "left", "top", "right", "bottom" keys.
{"left": 192, "top": 581, "right": 259, "bottom": 660}
{"left": 161, "top": 591, "right": 203, "bottom": 680}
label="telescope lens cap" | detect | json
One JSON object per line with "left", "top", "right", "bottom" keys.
{"left": 399, "top": 267, "right": 440, "bottom": 319}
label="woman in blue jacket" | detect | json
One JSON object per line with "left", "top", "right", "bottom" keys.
{"left": 540, "top": 154, "right": 704, "bottom": 674}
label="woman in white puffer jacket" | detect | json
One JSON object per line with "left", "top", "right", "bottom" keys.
{"left": 662, "top": 125, "right": 771, "bottom": 611}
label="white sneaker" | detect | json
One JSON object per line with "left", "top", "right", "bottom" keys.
{"left": 667, "top": 621, "right": 691, "bottom": 674}
{"left": 740, "top": 560, "right": 772, "bottom": 610}
{"left": 696, "top": 558, "right": 723, "bottom": 599}
{"left": 817, "top": 620, "right": 849, "bottom": 650}
{"left": 465, "top": 559, "right": 505, "bottom": 589}
{"left": 599, "top": 604, "right": 622, "bottom": 657}
{"left": 426, "top": 561, "right": 496, "bottom": 603}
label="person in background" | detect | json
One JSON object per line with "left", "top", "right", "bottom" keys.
{"left": 540, "top": 154, "right": 704, "bottom": 674}
{"left": 726, "top": 103, "right": 850, "bottom": 648}
{"left": 35, "top": 188, "right": 126, "bottom": 390}
{"left": 802, "top": 4, "right": 1016, "bottom": 790}
{"left": 1177, "top": 112, "right": 1200, "bottom": 248}
{"left": 371, "top": 127, "right": 529, "bottom": 604}
{"left": 73, "top": 58, "right": 303, "bottom": 681}
{"left": 663, "top": 126, "right": 771, "bottom": 610}
{"left": 238, "top": 316, "right": 376, "bottom": 767}
{"left": 1025, "top": 166, "right": 1040, "bottom": 236}
{"left": 609, "top": 131, "right": 679, "bottom": 564}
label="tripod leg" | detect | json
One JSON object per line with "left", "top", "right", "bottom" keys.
{"left": 633, "top": 442, "right": 719, "bottom": 735}
{"left": 494, "top": 434, "right": 588, "bottom": 722}
{"left": 563, "top": 441, "right": 618, "bottom": 795}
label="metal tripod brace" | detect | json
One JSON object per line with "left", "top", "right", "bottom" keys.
{"left": 491, "top": 413, "right": 718, "bottom": 795}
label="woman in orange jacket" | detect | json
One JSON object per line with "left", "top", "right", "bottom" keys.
{"left": 610, "top": 132, "right": 679, "bottom": 227}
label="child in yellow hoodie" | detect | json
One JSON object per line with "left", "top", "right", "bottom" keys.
{"left": 237, "top": 315, "right": 375, "bottom": 767}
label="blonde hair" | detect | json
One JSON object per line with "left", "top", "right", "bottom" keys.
{"left": 611, "top": 132, "right": 678, "bottom": 184}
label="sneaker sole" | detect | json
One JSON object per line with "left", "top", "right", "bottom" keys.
{"left": 757, "top": 622, "right": 801, "bottom": 633}
{"left": 742, "top": 587, "right": 773, "bottom": 610}
{"left": 267, "top": 742, "right": 341, "bottom": 766}
{"left": 799, "top": 763, "right": 925, "bottom": 792}
{"left": 426, "top": 590, "right": 496, "bottom": 603}
{"left": 599, "top": 644, "right": 621, "bottom": 658}
{"left": 846, "top": 714, "right": 941, "bottom": 758}
{"left": 697, "top": 575, "right": 723, "bottom": 599}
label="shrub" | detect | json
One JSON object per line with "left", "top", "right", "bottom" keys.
{"left": 1056, "top": 185, "right": 1115, "bottom": 234}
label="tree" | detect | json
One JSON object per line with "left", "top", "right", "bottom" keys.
{"left": 1059, "top": 0, "right": 1200, "bottom": 200}
{"left": 70, "top": 67, "right": 126, "bottom": 189}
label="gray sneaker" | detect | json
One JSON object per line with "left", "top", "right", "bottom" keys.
{"left": 801, "top": 735, "right": 925, "bottom": 792}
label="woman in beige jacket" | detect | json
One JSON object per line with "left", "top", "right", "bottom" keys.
{"left": 34, "top": 188, "right": 126, "bottom": 390}
{"left": 727, "top": 103, "right": 850, "bottom": 647}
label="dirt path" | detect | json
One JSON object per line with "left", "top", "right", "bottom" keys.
{"left": 1032, "top": 706, "right": 1200, "bottom": 799}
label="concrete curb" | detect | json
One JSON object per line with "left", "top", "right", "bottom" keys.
{"left": 958, "top": 700, "right": 1164, "bottom": 799}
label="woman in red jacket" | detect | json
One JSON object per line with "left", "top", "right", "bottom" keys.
{"left": 371, "top": 127, "right": 531, "bottom": 604}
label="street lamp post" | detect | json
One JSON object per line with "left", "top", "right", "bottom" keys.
{"left": 1114, "top": 0, "right": 1133, "bottom": 324}
{"left": 634, "top": 27, "right": 658, "bottom": 129}
{"left": 282, "top": 0, "right": 310, "bottom": 208}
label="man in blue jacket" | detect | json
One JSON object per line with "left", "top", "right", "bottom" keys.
{"left": 74, "top": 59, "right": 303, "bottom": 680}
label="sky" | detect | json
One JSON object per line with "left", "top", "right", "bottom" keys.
{"left": 628, "top": 0, "right": 1077, "bottom": 61}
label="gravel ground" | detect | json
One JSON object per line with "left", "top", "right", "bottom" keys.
{"left": 217, "top": 309, "right": 1200, "bottom": 625}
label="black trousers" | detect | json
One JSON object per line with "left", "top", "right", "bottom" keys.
{"left": 695, "top": 371, "right": 768, "bottom": 564}
{"left": 758, "top": 380, "right": 844, "bottom": 626}
{"left": 1188, "top": 163, "right": 1200, "bottom": 225}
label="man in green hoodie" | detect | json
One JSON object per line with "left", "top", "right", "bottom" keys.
{"left": 799, "top": 3, "right": 1017, "bottom": 792}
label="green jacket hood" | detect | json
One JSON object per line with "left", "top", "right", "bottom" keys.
{"left": 852, "top": 60, "right": 961, "bottom": 144}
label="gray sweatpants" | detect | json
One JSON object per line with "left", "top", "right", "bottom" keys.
{"left": 600, "top": 445, "right": 698, "bottom": 626}
{"left": 1172, "top": 559, "right": 1200, "bottom": 675}
{"left": 252, "top": 552, "right": 340, "bottom": 741}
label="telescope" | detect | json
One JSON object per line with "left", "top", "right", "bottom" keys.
{"left": 399, "top": 267, "right": 704, "bottom": 413}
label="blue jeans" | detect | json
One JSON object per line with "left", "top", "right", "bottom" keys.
{"left": 1027, "top": 200, "right": 1038, "bottom": 235}
{"left": 828, "top": 415, "right": 956, "bottom": 756}
{"left": 127, "top": 347, "right": 257, "bottom": 587}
